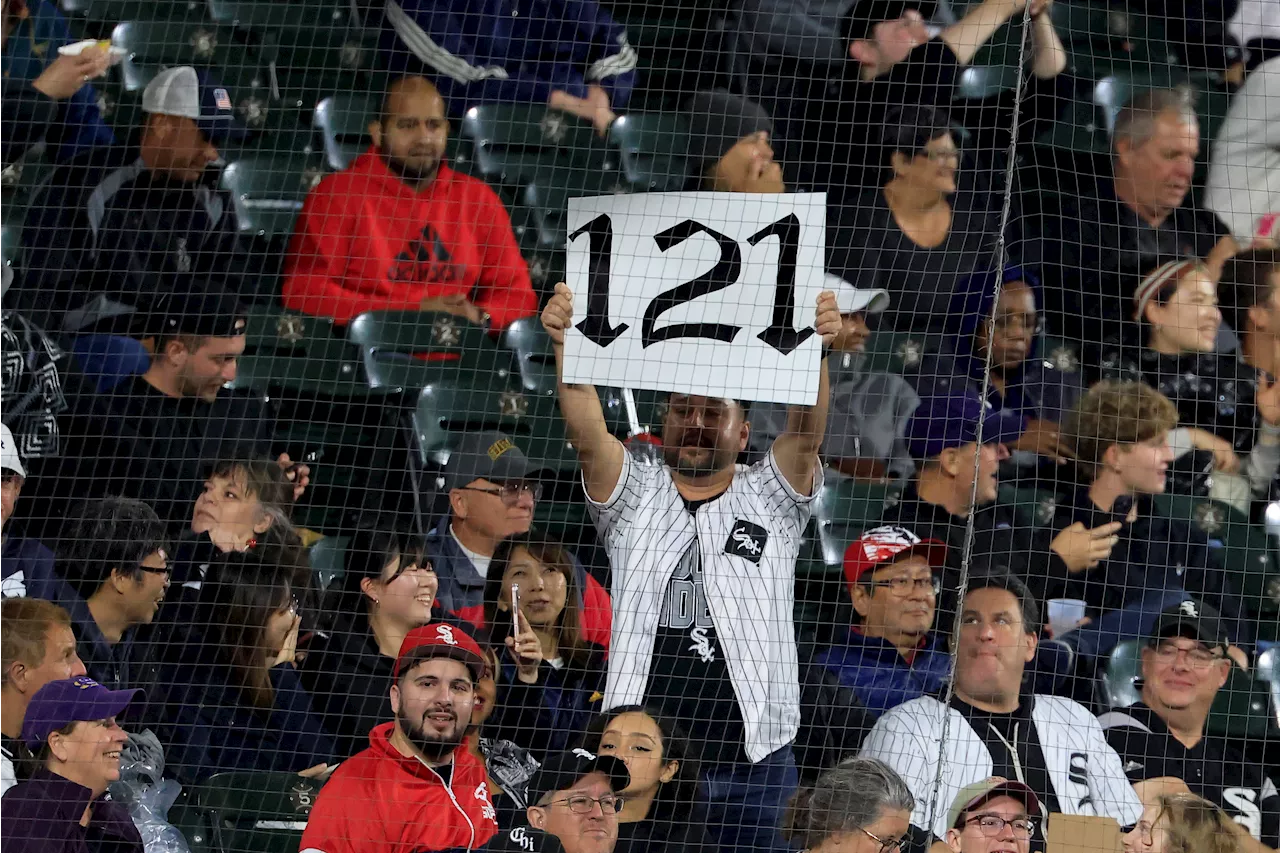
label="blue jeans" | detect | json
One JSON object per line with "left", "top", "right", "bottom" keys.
{"left": 700, "top": 745, "right": 798, "bottom": 853}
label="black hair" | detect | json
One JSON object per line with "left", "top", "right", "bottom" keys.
{"left": 579, "top": 704, "right": 702, "bottom": 823}
{"left": 332, "top": 525, "right": 428, "bottom": 636}
{"left": 484, "top": 532, "right": 594, "bottom": 668}
{"left": 962, "top": 571, "right": 1042, "bottom": 635}
{"left": 1218, "top": 248, "right": 1280, "bottom": 335}
{"left": 880, "top": 104, "right": 954, "bottom": 164}
{"left": 205, "top": 453, "right": 296, "bottom": 519}
{"left": 55, "top": 497, "right": 170, "bottom": 601}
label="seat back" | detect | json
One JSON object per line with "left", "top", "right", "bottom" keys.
{"left": 1101, "top": 639, "right": 1143, "bottom": 709}
{"left": 313, "top": 93, "right": 377, "bottom": 171}
{"left": 811, "top": 477, "right": 901, "bottom": 567}
{"left": 345, "top": 311, "right": 516, "bottom": 392}
{"left": 111, "top": 19, "right": 244, "bottom": 92}
{"left": 459, "top": 104, "right": 604, "bottom": 190}
{"left": 308, "top": 535, "right": 350, "bottom": 588}
{"left": 221, "top": 156, "right": 322, "bottom": 238}
{"left": 606, "top": 112, "right": 691, "bottom": 192}
{"left": 192, "top": 771, "right": 322, "bottom": 853}
{"left": 499, "top": 316, "right": 558, "bottom": 396}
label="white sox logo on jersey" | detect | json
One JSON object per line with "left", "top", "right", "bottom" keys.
{"left": 724, "top": 519, "right": 768, "bottom": 564}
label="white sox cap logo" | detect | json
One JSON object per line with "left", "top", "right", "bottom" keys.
{"left": 436, "top": 625, "right": 458, "bottom": 645}
{"left": 1179, "top": 600, "right": 1199, "bottom": 618}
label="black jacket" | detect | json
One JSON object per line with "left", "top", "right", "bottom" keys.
{"left": 794, "top": 656, "right": 876, "bottom": 783}
{"left": 17, "top": 145, "right": 250, "bottom": 334}
{"left": 1045, "top": 484, "right": 1254, "bottom": 652}
{"left": 21, "top": 374, "right": 273, "bottom": 538}
{"left": 486, "top": 646, "right": 607, "bottom": 763}
{"left": 300, "top": 617, "right": 399, "bottom": 761}
{"left": 0, "top": 767, "right": 143, "bottom": 853}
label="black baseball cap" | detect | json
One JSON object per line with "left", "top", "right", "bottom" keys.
{"left": 1148, "top": 599, "right": 1231, "bottom": 652}
{"left": 153, "top": 286, "right": 247, "bottom": 339}
{"left": 443, "top": 431, "right": 538, "bottom": 491}
{"left": 527, "top": 748, "right": 631, "bottom": 806}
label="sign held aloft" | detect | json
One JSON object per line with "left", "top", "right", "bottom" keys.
{"left": 562, "top": 192, "right": 827, "bottom": 406}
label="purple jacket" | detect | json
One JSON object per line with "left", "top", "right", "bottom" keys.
{"left": 1, "top": 767, "right": 143, "bottom": 853}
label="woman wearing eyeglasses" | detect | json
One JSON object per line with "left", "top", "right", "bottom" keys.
{"left": 1123, "top": 793, "right": 1246, "bottom": 853}
{"left": 154, "top": 542, "right": 335, "bottom": 784}
{"left": 480, "top": 532, "right": 607, "bottom": 761}
{"left": 783, "top": 757, "right": 914, "bottom": 853}
{"left": 301, "top": 526, "right": 445, "bottom": 759}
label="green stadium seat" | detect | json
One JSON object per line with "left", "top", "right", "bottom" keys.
{"left": 996, "top": 481, "right": 1064, "bottom": 528}
{"left": 606, "top": 112, "right": 691, "bottom": 192}
{"left": 510, "top": 173, "right": 616, "bottom": 293}
{"left": 955, "top": 65, "right": 1020, "bottom": 101}
{"left": 499, "top": 316, "right": 558, "bottom": 397}
{"left": 1206, "top": 667, "right": 1275, "bottom": 738}
{"left": 313, "top": 93, "right": 376, "bottom": 171}
{"left": 1257, "top": 646, "right": 1280, "bottom": 727}
{"left": 308, "top": 535, "right": 349, "bottom": 588}
{"left": 207, "top": 0, "right": 354, "bottom": 30}
{"left": 345, "top": 310, "right": 517, "bottom": 393}
{"left": 228, "top": 336, "right": 364, "bottom": 397}
{"left": 110, "top": 19, "right": 247, "bottom": 92}
{"left": 862, "top": 329, "right": 941, "bottom": 376}
{"left": 810, "top": 476, "right": 902, "bottom": 567}
{"left": 242, "top": 307, "right": 336, "bottom": 354}
{"left": 459, "top": 103, "right": 608, "bottom": 192}
{"left": 220, "top": 155, "right": 322, "bottom": 238}
{"left": 63, "top": 0, "right": 197, "bottom": 27}
{"left": 1101, "top": 639, "right": 1143, "bottom": 709}
{"left": 187, "top": 771, "right": 322, "bottom": 853}
{"left": 412, "top": 378, "right": 578, "bottom": 473}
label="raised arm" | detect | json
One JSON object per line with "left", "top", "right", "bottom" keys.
{"left": 1027, "top": 0, "right": 1067, "bottom": 78}
{"left": 771, "top": 290, "right": 840, "bottom": 495}
{"left": 939, "top": 0, "right": 1022, "bottom": 67}
{"left": 541, "top": 282, "right": 626, "bottom": 503}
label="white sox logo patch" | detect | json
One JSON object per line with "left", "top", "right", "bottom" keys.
{"left": 724, "top": 519, "right": 767, "bottom": 564}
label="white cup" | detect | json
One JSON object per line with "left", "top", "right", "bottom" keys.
{"left": 1046, "top": 598, "right": 1088, "bottom": 636}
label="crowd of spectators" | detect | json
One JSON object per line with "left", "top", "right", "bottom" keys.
{"left": 2, "top": 0, "right": 1280, "bottom": 851}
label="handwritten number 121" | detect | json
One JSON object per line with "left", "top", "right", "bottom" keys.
{"left": 569, "top": 213, "right": 815, "bottom": 356}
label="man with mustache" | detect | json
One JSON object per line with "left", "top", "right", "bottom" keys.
{"left": 283, "top": 75, "right": 536, "bottom": 329}
{"left": 300, "top": 622, "right": 499, "bottom": 853}
{"left": 541, "top": 278, "right": 841, "bottom": 853}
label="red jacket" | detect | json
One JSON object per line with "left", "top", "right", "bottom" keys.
{"left": 282, "top": 150, "right": 537, "bottom": 328}
{"left": 299, "top": 722, "right": 499, "bottom": 853}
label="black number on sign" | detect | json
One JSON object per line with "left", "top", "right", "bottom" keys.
{"left": 748, "top": 213, "right": 814, "bottom": 355}
{"left": 570, "top": 214, "right": 629, "bottom": 347}
{"left": 642, "top": 219, "right": 743, "bottom": 348}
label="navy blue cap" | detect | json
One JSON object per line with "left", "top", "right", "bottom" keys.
{"left": 142, "top": 66, "right": 248, "bottom": 144}
{"left": 906, "top": 388, "right": 1026, "bottom": 459}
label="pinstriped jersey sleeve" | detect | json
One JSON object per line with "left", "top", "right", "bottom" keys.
{"left": 585, "top": 450, "right": 648, "bottom": 541}
{"left": 752, "top": 449, "right": 822, "bottom": 542}
{"left": 860, "top": 702, "right": 941, "bottom": 833}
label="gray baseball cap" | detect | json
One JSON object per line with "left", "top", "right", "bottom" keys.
{"left": 443, "top": 431, "right": 535, "bottom": 491}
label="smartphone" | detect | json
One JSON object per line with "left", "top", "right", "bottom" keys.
{"left": 510, "top": 584, "right": 521, "bottom": 637}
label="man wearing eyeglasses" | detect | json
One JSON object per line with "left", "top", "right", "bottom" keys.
{"left": 1099, "top": 600, "right": 1280, "bottom": 851}
{"left": 814, "top": 525, "right": 950, "bottom": 720}
{"left": 489, "top": 748, "right": 631, "bottom": 853}
{"left": 944, "top": 779, "right": 1040, "bottom": 853}
{"left": 427, "top": 430, "right": 612, "bottom": 646}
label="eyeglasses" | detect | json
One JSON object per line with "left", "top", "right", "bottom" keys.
{"left": 858, "top": 826, "right": 903, "bottom": 853}
{"left": 961, "top": 815, "right": 1036, "bottom": 838}
{"left": 139, "top": 564, "right": 171, "bottom": 578}
{"left": 460, "top": 482, "right": 543, "bottom": 506}
{"left": 1151, "top": 641, "right": 1225, "bottom": 669}
{"left": 918, "top": 148, "right": 960, "bottom": 163}
{"left": 547, "top": 794, "right": 624, "bottom": 815}
{"left": 865, "top": 576, "right": 940, "bottom": 596}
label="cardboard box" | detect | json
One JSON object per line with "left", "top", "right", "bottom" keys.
{"left": 1044, "top": 814, "right": 1124, "bottom": 853}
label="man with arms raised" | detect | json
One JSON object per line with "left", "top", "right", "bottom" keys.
{"left": 300, "top": 622, "right": 499, "bottom": 853}
{"left": 541, "top": 280, "right": 840, "bottom": 853}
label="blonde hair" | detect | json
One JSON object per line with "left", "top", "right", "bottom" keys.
{"left": 1064, "top": 380, "right": 1178, "bottom": 474}
{"left": 1154, "top": 793, "right": 1242, "bottom": 853}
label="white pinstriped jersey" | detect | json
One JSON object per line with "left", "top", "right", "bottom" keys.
{"left": 861, "top": 695, "right": 1145, "bottom": 838}
{"left": 587, "top": 449, "right": 820, "bottom": 764}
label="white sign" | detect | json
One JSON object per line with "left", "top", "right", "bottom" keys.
{"left": 562, "top": 192, "right": 827, "bottom": 406}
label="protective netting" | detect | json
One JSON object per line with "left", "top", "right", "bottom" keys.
{"left": 0, "top": 1, "right": 1278, "bottom": 853}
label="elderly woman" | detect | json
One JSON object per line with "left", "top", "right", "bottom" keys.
{"left": 783, "top": 757, "right": 915, "bottom": 853}
{"left": 827, "top": 103, "right": 1001, "bottom": 333}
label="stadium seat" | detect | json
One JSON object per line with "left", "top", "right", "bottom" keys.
{"left": 187, "top": 771, "right": 322, "bottom": 853}
{"left": 412, "top": 378, "right": 578, "bottom": 474}
{"left": 459, "top": 103, "right": 609, "bottom": 192}
{"left": 220, "top": 155, "right": 322, "bottom": 238}
{"left": 345, "top": 310, "right": 517, "bottom": 393}
{"left": 862, "top": 329, "right": 941, "bottom": 376}
{"left": 312, "top": 93, "right": 377, "bottom": 172}
{"left": 499, "top": 316, "right": 558, "bottom": 397}
{"left": 606, "top": 112, "right": 692, "bottom": 192}
{"left": 110, "top": 19, "right": 247, "bottom": 92}
{"left": 510, "top": 173, "right": 616, "bottom": 293}
{"left": 242, "top": 307, "right": 336, "bottom": 356}
{"left": 207, "top": 0, "right": 355, "bottom": 30}
{"left": 1206, "top": 667, "right": 1275, "bottom": 738}
{"left": 308, "top": 535, "right": 349, "bottom": 588}
{"left": 811, "top": 477, "right": 902, "bottom": 567}
{"left": 955, "top": 65, "right": 1020, "bottom": 101}
{"left": 1100, "top": 639, "right": 1143, "bottom": 709}
{"left": 1257, "top": 646, "right": 1280, "bottom": 728}
{"left": 996, "top": 481, "right": 1064, "bottom": 528}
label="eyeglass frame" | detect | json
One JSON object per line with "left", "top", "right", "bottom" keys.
{"left": 1149, "top": 639, "right": 1227, "bottom": 669}
{"left": 862, "top": 576, "right": 941, "bottom": 597}
{"left": 543, "top": 794, "right": 625, "bottom": 815}
{"left": 458, "top": 481, "right": 543, "bottom": 506}
{"left": 960, "top": 813, "right": 1037, "bottom": 838}
{"left": 858, "top": 826, "right": 904, "bottom": 853}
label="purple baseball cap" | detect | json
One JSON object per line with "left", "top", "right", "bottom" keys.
{"left": 21, "top": 676, "right": 141, "bottom": 749}
{"left": 906, "top": 386, "right": 1026, "bottom": 459}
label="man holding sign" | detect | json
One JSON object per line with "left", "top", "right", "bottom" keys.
{"left": 541, "top": 279, "right": 840, "bottom": 853}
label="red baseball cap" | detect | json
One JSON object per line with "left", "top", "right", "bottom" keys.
{"left": 394, "top": 622, "right": 486, "bottom": 681}
{"left": 843, "top": 525, "right": 948, "bottom": 589}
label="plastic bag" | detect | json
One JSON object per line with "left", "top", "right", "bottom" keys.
{"left": 108, "top": 729, "right": 192, "bottom": 853}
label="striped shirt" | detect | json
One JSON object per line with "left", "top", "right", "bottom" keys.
{"left": 587, "top": 449, "right": 820, "bottom": 764}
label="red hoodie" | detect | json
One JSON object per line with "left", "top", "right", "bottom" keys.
{"left": 299, "top": 722, "right": 498, "bottom": 853}
{"left": 282, "top": 149, "right": 537, "bottom": 328}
